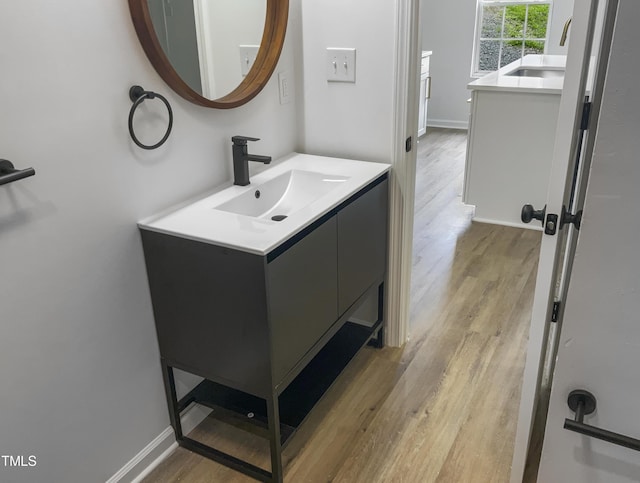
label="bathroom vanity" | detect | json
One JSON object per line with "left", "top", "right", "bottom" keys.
{"left": 139, "top": 153, "right": 389, "bottom": 482}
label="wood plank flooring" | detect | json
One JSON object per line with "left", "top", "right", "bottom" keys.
{"left": 143, "top": 128, "right": 542, "bottom": 483}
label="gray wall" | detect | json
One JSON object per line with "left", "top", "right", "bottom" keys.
{"left": 300, "top": 0, "right": 396, "bottom": 163}
{"left": 420, "top": 0, "right": 477, "bottom": 129}
{"left": 0, "top": 1, "right": 301, "bottom": 482}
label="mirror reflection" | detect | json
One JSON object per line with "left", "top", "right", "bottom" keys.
{"left": 147, "top": 0, "right": 267, "bottom": 100}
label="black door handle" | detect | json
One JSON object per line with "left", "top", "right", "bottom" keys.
{"left": 521, "top": 204, "right": 546, "bottom": 226}
{"left": 564, "top": 389, "right": 640, "bottom": 452}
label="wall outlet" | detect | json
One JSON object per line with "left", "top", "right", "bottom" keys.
{"left": 326, "top": 48, "right": 356, "bottom": 83}
{"left": 278, "top": 71, "right": 291, "bottom": 105}
{"left": 239, "top": 45, "right": 260, "bottom": 76}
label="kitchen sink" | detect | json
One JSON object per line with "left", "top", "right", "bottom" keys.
{"left": 506, "top": 67, "right": 565, "bottom": 79}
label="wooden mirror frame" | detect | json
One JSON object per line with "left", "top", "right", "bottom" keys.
{"left": 128, "top": 0, "right": 289, "bottom": 109}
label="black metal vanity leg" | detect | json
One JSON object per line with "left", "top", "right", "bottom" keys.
{"left": 369, "top": 282, "right": 386, "bottom": 348}
{"left": 266, "top": 393, "right": 283, "bottom": 483}
{"left": 161, "top": 359, "right": 184, "bottom": 440}
{"left": 374, "top": 325, "right": 385, "bottom": 348}
{"left": 377, "top": 282, "right": 386, "bottom": 348}
{"left": 378, "top": 282, "right": 385, "bottom": 318}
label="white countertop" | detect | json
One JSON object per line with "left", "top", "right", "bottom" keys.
{"left": 138, "top": 153, "right": 390, "bottom": 255}
{"left": 469, "top": 54, "right": 566, "bottom": 95}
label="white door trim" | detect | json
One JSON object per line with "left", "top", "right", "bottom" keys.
{"left": 385, "top": 0, "right": 420, "bottom": 347}
{"left": 193, "top": 0, "right": 216, "bottom": 99}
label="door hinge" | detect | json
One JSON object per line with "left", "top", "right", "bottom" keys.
{"left": 581, "top": 101, "right": 592, "bottom": 131}
{"left": 405, "top": 136, "right": 412, "bottom": 153}
{"left": 551, "top": 301, "right": 561, "bottom": 322}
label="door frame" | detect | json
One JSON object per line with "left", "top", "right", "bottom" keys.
{"left": 193, "top": 0, "right": 216, "bottom": 99}
{"left": 386, "top": 0, "right": 420, "bottom": 347}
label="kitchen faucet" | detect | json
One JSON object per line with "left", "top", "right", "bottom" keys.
{"left": 560, "top": 17, "right": 572, "bottom": 46}
{"left": 231, "top": 136, "right": 272, "bottom": 186}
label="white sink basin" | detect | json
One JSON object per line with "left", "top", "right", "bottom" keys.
{"left": 214, "top": 169, "right": 349, "bottom": 220}
{"left": 138, "top": 153, "right": 389, "bottom": 255}
{"left": 506, "top": 67, "right": 565, "bottom": 79}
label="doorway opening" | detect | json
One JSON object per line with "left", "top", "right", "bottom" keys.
{"left": 409, "top": 126, "right": 541, "bottom": 479}
{"left": 406, "top": 0, "right": 608, "bottom": 479}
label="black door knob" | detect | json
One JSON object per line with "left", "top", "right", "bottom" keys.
{"left": 521, "top": 204, "right": 546, "bottom": 225}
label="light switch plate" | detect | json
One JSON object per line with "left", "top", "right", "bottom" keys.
{"left": 326, "top": 48, "right": 356, "bottom": 83}
{"left": 278, "top": 71, "right": 291, "bottom": 105}
{"left": 239, "top": 45, "right": 260, "bottom": 76}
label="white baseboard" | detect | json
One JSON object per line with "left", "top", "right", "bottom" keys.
{"left": 472, "top": 216, "right": 542, "bottom": 231}
{"left": 106, "top": 404, "right": 212, "bottom": 483}
{"left": 426, "top": 119, "right": 469, "bottom": 130}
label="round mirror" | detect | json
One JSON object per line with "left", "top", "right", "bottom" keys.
{"left": 129, "top": 0, "right": 288, "bottom": 108}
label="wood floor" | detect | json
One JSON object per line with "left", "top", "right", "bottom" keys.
{"left": 143, "top": 128, "right": 542, "bottom": 483}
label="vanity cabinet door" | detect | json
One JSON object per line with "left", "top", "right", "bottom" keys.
{"left": 337, "top": 178, "right": 388, "bottom": 315}
{"left": 267, "top": 217, "right": 338, "bottom": 383}
{"left": 140, "top": 230, "right": 271, "bottom": 396}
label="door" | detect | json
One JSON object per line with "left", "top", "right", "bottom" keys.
{"left": 538, "top": 0, "right": 640, "bottom": 479}
{"left": 509, "top": 0, "right": 605, "bottom": 480}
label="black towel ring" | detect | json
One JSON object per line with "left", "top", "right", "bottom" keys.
{"left": 128, "top": 85, "right": 173, "bottom": 150}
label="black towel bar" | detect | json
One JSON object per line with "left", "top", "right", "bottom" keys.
{"left": 0, "top": 159, "right": 36, "bottom": 186}
{"left": 564, "top": 389, "right": 640, "bottom": 452}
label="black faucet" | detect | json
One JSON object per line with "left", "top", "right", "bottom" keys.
{"left": 231, "top": 136, "right": 272, "bottom": 186}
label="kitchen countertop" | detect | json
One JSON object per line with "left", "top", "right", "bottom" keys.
{"left": 469, "top": 54, "right": 566, "bottom": 95}
{"left": 138, "top": 153, "right": 390, "bottom": 255}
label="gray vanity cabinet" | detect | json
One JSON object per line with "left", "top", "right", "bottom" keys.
{"left": 268, "top": 218, "right": 338, "bottom": 384}
{"left": 140, "top": 173, "right": 388, "bottom": 483}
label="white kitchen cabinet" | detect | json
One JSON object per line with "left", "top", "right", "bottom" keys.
{"left": 418, "top": 50, "right": 432, "bottom": 137}
{"left": 463, "top": 55, "right": 566, "bottom": 228}
{"left": 463, "top": 89, "right": 560, "bottom": 228}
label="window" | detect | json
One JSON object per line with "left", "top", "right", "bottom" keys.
{"left": 472, "top": 0, "right": 552, "bottom": 76}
